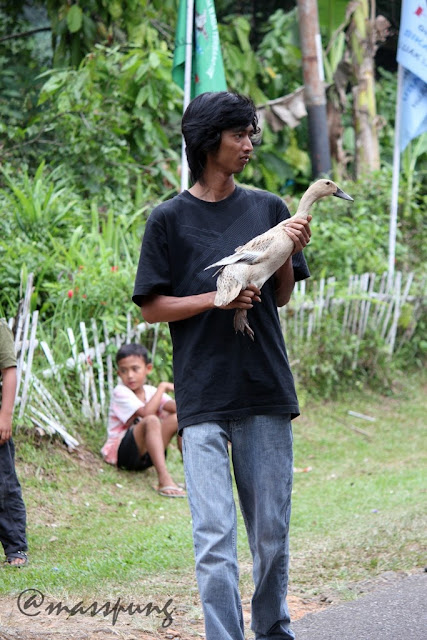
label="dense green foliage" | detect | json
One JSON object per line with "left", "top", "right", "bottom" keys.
{"left": 0, "top": 1, "right": 425, "bottom": 404}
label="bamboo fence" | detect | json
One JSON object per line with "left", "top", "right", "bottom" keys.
{"left": 7, "top": 269, "right": 425, "bottom": 449}
{"left": 280, "top": 270, "right": 424, "bottom": 368}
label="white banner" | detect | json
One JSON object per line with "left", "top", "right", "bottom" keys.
{"left": 396, "top": 0, "right": 427, "bottom": 83}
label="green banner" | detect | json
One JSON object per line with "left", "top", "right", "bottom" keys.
{"left": 173, "top": 0, "right": 227, "bottom": 98}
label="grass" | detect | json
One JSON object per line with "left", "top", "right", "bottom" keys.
{"left": 289, "top": 373, "right": 426, "bottom": 599}
{"left": 2, "top": 369, "right": 425, "bottom": 616}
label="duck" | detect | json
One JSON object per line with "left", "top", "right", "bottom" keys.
{"left": 204, "top": 179, "right": 354, "bottom": 340}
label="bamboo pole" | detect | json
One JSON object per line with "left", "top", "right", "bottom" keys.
{"left": 361, "top": 272, "right": 376, "bottom": 336}
{"left": 39, "top": 340, "right": 74, "bottom": 414}
{"left": 28, "top": 405, "right": 79, "bottom": 449}
{"left": 31, "top": 375, "right": 68, "bottom": 425}
{"left": 380, "top": 272, "right": 398, "bottom": 340}
{"left": 67, "top": 327, "right": 90, "bottom": 418}
{"left": 386, "top": 271, "right": 414, "bottom": 353}
{"left": 80, "top": 321, "right": 100, "bottom": 421}
{"left": 103, "top": 320, "right": 115, "bottom": 399}
{"left": 14, "top": 272, "right": 34, "bottom": 352}
{"left": 15, "top": 301, "right": 32, "bottom": 399}
{"left": 372, "top": 272, "right": 388, "bottom": 329}
{"left": 316, "top": 277, "right": 325, "bottom": 327}
{"left": 92, "top": 319, "right": 106, "bottom": 417}
{"left": 18, "top": 311, "right": 39, "bottom": 419}
{"left": 342, "top": 274, "right": 353, "bottom": 333}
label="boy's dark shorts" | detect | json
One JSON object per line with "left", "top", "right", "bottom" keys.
{"left": 117, "top": 425, "right": 167, "bottom": 471}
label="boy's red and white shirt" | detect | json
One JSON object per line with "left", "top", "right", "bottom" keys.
{"left": 101, "top": 383, "right": 171, "bottom": 465}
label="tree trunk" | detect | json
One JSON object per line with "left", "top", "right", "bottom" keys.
{"left": 349, "top": 0, "right": 380, "bottom": 177}
{"left": 297, "top": 0, "right": 332, "bottom": 178}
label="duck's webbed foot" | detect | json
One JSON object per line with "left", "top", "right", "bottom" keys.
{"left": 234, "top": 309, "right": 255, "bottom": 341}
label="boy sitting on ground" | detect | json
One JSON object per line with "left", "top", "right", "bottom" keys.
{"left": 101, "top": 343, "right": 185, "bottom": 498}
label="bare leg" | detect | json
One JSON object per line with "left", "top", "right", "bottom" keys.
{"left": 160, "top": 411, "right": 182, "bottom": 456}
{"left": 133, "top": 417, "right": 185, "bottom": 497}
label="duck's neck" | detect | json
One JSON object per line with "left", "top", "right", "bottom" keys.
{"left": 295, "top": 189, "right": 317, "bottom": 219}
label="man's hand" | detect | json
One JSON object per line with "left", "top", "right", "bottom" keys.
{"left": 0, "top": 414, "right": 12, "bottom": 445}
{"left": 220, "top": 284, "right": 261, "bottom": 310}
{"left": 284, "top": 215, "right": 312, "bottom": 254}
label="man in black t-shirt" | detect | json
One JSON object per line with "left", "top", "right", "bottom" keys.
{"left": 133, "top": 92, "right": 311, "bottom": 640}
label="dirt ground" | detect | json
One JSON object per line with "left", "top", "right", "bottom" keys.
{"left": 0, "top": 445, "right": 330, "bottom": 639}
{"left": 0, "top": 592, "right": 327, "bottom": 640}
{"left": 0, "top": 570, "right": 414, "bottom": 639}
{"left": 1, "top": 568, "right": 416, "bottom": 640}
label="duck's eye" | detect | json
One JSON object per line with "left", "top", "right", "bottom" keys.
{"left": 325, "top": 180, "right": 331, "bottom": 185}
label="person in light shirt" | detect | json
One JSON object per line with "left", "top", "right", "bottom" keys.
{"left": 101, "top": 343, "right": 185, "bottom": 498}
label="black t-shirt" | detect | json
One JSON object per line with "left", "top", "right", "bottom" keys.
{"left": 133, "top": 186, "right": 310, "bottom": 431}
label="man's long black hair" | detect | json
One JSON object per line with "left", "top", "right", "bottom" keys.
{"left": 181, "top": 91, "right": 260, "bottom": 185}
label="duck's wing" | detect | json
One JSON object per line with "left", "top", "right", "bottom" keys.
{"left": 205, "top": 234, "right": 276, "bottom": 273}
{"left": 235, "top": 230, "right": 276, "bottom": 255}
{"left": 204, "top": 249, "right": 263, "bottom": 273}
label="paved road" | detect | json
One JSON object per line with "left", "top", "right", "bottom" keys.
{"left": 292, "top": 572, "right": 426, "bottom": 640}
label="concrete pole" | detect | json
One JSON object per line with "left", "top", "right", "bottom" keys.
{"left": 297, "top": 0, "right": 332, "bottom": 177}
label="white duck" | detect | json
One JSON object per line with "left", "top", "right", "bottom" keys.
{"left": 205, "top": 179, "right": 354, "bottom": 340}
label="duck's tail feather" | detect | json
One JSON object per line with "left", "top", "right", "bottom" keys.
{"left": 205, "top": 253, "right": 243, "bottom": 271}
{"left": 205, "top": 250, "right": 262, "bottom": 273}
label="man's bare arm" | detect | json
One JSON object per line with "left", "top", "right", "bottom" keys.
{"left": 275, "top": 215, "right": 312, "bottom": 307}
{"left": 274, "top": 258, "right": 296, "bottom": 308}
{"left": 140, "top": 285, "right": 261, "bottom": 324}
{"left": 0, "top": 367, "right": 16, "bottom": 444}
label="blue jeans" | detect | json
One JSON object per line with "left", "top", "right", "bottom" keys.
{"left": 182, "top": 415, "right": 295, "bottom": 640}
{"left": 0, "top": 438, "right": 27, "bottom": 558}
